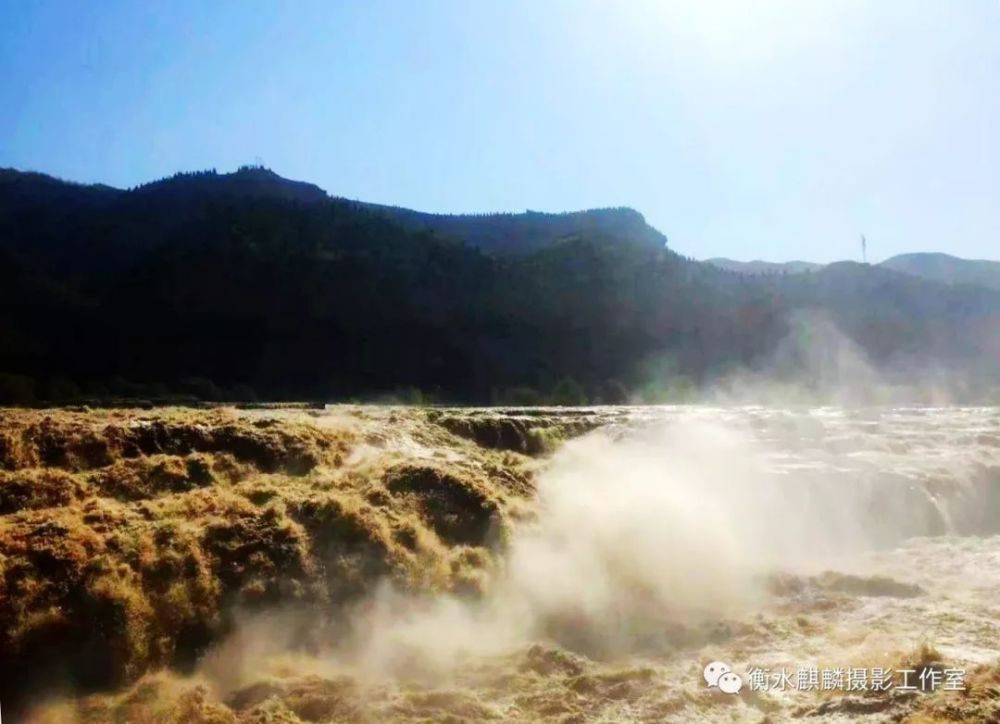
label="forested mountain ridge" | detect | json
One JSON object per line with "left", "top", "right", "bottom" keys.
{"left": 364, "top": 203, "right": 667, "bottom": 256}
{"left": 1, "top": 167, "right": 997, "bottom": 404}
{"left": 0, "top": 166, "right": 663, "bottom": 263}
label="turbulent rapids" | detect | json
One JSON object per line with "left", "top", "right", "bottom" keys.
{"left": 2, "top": 405, "right": 1000, "bottom": 722}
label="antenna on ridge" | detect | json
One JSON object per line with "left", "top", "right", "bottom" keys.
{"left": 861, "top": 234, "right": 868, "bottom": 264}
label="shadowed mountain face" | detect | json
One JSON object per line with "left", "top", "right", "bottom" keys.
{"left": 1, "top": 167, "right": 998, "bottom": 403}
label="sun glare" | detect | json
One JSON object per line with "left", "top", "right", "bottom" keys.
{"left": 625, "top": 0, "right": 850, "bottom": 68}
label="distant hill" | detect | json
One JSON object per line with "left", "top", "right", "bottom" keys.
{"left": 704, "top": 258, "right": 823, "bottom": 275}
{"left": 1, "top": 166, "right": 998, "bottom": 403}
{"left": 880, "top": 252, "right": 1000, "bottom": 291}
{"left": 706, "top": 253, "right": 1000, "bottom": 292}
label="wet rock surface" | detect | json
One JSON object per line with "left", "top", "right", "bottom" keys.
{"left": 431, "top": 408, "right": 607, "bottom": 455}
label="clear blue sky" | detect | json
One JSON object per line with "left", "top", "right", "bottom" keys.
{"left": 1, "top": 0, "right": 997, "bottom": 263}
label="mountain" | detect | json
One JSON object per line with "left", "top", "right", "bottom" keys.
{"left": 880, "top": 252, "right": 1000, "bottom": 291}
{"left": 704, "top": 258, "right": 823, "bottom": 275}
{"left": 1, "top": 167, "right": 998, "bottom": 404}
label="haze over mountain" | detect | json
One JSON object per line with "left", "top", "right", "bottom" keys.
{"left": 2, "top": 166, "right": 998, "bottom": 404}
{"left": 880, "top": 253, "right": 1000, "bottom": 291}
{"left": 703, "top": 259, "right": 824, "bottom": 275}
{"left": 705, "top": 253, "right": 1000, "bottom": 291}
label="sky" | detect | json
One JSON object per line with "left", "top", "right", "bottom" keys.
{"left": 1, "top": 0, "right": 997, "bottom": 263}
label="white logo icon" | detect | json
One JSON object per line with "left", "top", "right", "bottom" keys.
{"left": 704, "top": 661, "right": 743, "bottom": 694}
{"left": 719, "top": 671, "right": 744, "bottom": 694}
{"left": 704, "top": 661, "right": 731, "bottom": 687}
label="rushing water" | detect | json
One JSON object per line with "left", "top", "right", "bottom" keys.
{"left": 577, "top": 405, "right": 1000, "bottom": 720}
{"left": 26, "top": 405, "right": 1000, "bottom": 722}
{"left": 280, "top": 405, "right": 1000, "bottom": 722}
